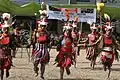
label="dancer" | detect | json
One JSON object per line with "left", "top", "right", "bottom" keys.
{"left": 0, "top": 13, "right": 15, "bottom": 80}
{"left": 78, "top": 22, "right": 100, "bottom": 69}
{"left": 55, "top": 22, "right": 76, "bottom": 79}
{"left": 32, "top": 19, "right": 50, "bottom": 80}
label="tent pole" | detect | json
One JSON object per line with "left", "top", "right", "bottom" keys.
{"left": 68, "top": 0, "right": 71, "bottom": 5}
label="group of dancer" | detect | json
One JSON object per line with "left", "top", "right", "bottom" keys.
{"left": 0, "top": 2, "right": 120, "bottom": 80}
{"left": 30, "top": 8, "right": 120, "bottom": 79}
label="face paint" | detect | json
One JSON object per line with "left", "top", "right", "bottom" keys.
{"left": 106, "top": 29, "right": 112, "bottom": 35}
{"left": 91, "top": 29, "right": 96, "bottom": 33}
{"left": 40, "top": 25, "right": 46, "bottom": 29}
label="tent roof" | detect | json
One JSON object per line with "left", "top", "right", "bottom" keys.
{"left": 0, "top": 0, "right": 41, "bottom": 16}
{"left": 13, "top": 2, "right": 41, "bottom": 16}
{"left": 0, "top": 0, "right": 18, "bottom": 13}
{"left": 0, "top": 1, "right": 120, "bottom": 19}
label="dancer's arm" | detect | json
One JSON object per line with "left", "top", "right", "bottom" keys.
{"left": 87, "top": 35, "right": 103, "bottom": 47}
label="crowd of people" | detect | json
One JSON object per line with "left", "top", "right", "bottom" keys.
{"left": 0, "top": 2, "right": 120, "bottom": 80}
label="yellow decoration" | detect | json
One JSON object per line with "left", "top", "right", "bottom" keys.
{"left": 96, "top": 2, "right": 99, "bottom": 7}
{"left": 96, "top": 2, "right": 104, "bottom": 11}
{"left": 100, "top": 3, "right": 104, "bottom": 7}
{"left": 97, "top": 7, "right": 100, "bottom": 11}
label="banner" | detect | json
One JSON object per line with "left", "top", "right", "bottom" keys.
{"left": 61, "top": 8, "right": 77, "bottom": 21}
{"left": 47, "top": 6, "right": 96, "bottom": 22}
{"left": 77, "top": 8, "right": 96, "bottom": 22}
{"left": 47, "top": 5, "right": 64, "bottom": 20}
{"left": 47, "top": 11, "right": 65, "bottom": 20}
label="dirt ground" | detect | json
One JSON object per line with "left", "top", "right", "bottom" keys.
{"left": 3, "top": 48, "right": 120, "bottom": 80}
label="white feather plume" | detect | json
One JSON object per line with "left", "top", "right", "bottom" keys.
{"left": 104, "top": 14, "right": 110, "bottom": 20}
{"left": 2, "top": 13, "right": 10, "bottom": 20}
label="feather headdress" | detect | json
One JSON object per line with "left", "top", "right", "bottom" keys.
{"left": 104, "top": 14, "right": 113, "bottom": 30}
{"left": 104, "top": 14, "right": 110, "bottom": 21}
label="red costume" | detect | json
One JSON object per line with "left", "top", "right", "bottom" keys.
{"left": 32, "top": 30, "right": 50, "bottom": 64}
{"left": 56, "top": 31, "right": 76, "bottom": 68}
{"left": 0, "top": 33, "right": 12, "bottom": 69}
{"left": 32, "top": 18, "right": 50, "bottom": 64}
{"left": 100, "top": 34, "right": 114, "bottom": 65}
{"left": 86, "top": 23, "right": 99, "bottom": 60}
